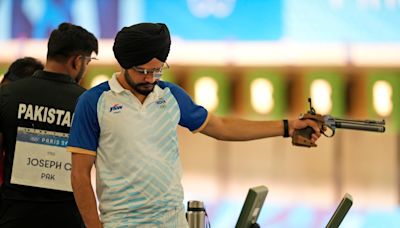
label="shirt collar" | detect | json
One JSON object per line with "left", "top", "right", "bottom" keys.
{"left": 34, "top": 70, "right": 76, "bottom": 83}
{"left": 109, "top": 73, "right": 125, "bottom": 93}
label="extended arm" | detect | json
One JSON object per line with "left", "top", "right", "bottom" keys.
{"left": 200, "top": 113, "right": 321, "bottom": 142}
{"left": 71, "top": 153, "right": 102, "bottom": 228}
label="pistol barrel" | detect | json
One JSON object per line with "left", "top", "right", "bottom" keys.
{"left": 335, "top": 120, "right": 385, "bottom": 133}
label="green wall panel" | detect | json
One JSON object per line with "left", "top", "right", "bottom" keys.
{"left": 367, "top": 71, "right": 400, "bottom": 132}
{"left": 243, "top": 70, "right": 285, "bottom": 120}
{"left": 188, "top": 69, "right": 231, "bottom": 116}
{"left": 305, "top": 70, "right": 345, "bottom": 117}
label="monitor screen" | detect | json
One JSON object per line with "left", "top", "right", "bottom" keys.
{"left": 235, "top": 185, "right": 268, "bottom": 228}
{"left": 326, "top": 193, "right": 353, "bottom": 228}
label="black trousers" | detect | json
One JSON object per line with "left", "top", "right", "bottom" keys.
{"left": 0, "top": 199, "right": 85, "bottom": 228}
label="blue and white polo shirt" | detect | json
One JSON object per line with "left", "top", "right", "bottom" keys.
{"left": 67, "top": 74, "right": 209, "bottom": 227}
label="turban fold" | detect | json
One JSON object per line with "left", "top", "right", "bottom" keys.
{"left": 113, "top": 23, "right": 171, "bottom": 69}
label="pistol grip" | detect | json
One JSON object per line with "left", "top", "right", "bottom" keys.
{"left": 292, "top": 126, "right": 316, "bottom": 147}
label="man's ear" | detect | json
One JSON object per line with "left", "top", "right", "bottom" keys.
{"left": 74, "top": 55, "right": 81, "bottom": 69}
{"left": 69, "top": 55, "right": 81, "bottom": 70}
{"left": 66, "top": 56, "right": 75, "bottom": 70}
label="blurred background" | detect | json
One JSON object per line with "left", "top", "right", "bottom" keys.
{"left": 0, "top": 0, "right": 399, "bottom": 227}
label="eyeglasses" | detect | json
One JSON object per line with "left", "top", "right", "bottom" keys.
{"left": 131, "top": 62, "right": 169, "bottom": 80}
{"left": 80, "top": 55, "right": 99, "bottom": 63}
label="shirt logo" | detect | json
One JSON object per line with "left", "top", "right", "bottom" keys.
{"left": 110, "top": 104, "right": 123, "bottom": 113}
{"left": 156, "top": 98, "right": 166, "bottom": 108}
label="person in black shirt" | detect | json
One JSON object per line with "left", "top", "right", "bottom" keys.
{"left": 0, "top": 22, "right": 98, "bottom": 228}
{"left": 1, "top": 57, "right": 44, "bottom": 85}
{"left": 0, "top": 57, "right": 44, "bottom": 186}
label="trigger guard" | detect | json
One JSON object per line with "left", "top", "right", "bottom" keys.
{"left": 322, "top": 125, "right": 335, "bottom": 137}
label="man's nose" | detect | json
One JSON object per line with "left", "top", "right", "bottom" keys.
{"left": 144, "top": 74, "right": 156, "bottom": 83}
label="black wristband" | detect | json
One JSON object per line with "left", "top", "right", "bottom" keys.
{"left": 283, "top": 119, "right": 289, "bottom": 138}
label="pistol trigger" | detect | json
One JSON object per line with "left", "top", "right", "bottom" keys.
{"left": 323, "top": 125, "right": 335, "bottom": 137}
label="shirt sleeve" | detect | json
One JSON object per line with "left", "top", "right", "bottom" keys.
{"left": 67, "top": 90, "right": 101, "bottom": 156}
{"left": 160, "top": 81, "right": 209, "bottom": 132}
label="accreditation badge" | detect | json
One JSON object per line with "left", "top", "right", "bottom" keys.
{"left": 11, "top": 127, "right": 72, "bottom": 192}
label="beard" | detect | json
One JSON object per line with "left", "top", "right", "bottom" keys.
{"left": 124, "top": 70, "right": 157, "bottom": 96}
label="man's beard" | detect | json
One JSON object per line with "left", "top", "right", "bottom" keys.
{"left": 124, "top": 70, "right": 157, "bottom": 96}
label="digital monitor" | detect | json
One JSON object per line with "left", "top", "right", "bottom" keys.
{"left": 235, "top": 185, "right": 268, "bottom": 228}
{"left": 326, "top": 193, "right": 353, "bottom": 228}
